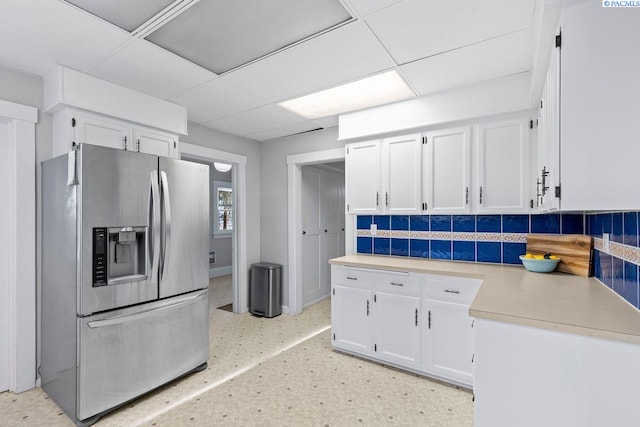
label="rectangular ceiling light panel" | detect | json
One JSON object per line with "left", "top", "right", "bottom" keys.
{"left": 279, "top": 70, "right": 415, "bottom": 119}
{"left": 65, "top": 0, "right": 176, "bottom": 32}
{"left": 145, "top": 0, "right": 352, "bottom": 74}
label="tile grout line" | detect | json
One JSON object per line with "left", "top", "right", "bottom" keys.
{"left": 135, "top": 324, "right": 332, "bottom": 426}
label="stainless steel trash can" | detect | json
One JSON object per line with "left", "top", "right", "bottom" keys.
{"left": 249, "top": 263, "right": 282, "bottom": 318}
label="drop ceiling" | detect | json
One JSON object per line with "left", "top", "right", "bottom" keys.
{"left": 0, "top": 0, "right": 539, "bottom": 141}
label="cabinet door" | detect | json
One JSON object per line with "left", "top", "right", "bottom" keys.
{"left": 332, "top": 285, "right": 373, "bottom": 355}
{"left": 345, "top": 140, "right": 381, "bottom": 214}
{"left": 423, "top": 127, "right": 471, "bottom": 213}
{"left": 423, "top": 299, "right": 474, "bottom": 386}
{"left": 382, "top": 134, "right": 422, "bottom": 214}
{"left": 133, "top": 128, "right": 177, "bottom": 158}
{"left": 74, "top": 112, "right": 130, "bottom": 151}
{"left": 374, "top": 292, "right": 421, "bottom": 369}
{"left": 475, "top": 118, "right": 530, "bottom": 213}
{"left": 538, "top": 44, "right": 560, "bottom": 212}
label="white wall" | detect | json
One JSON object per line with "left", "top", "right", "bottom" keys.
{"left": 0, "top": 65, "right": 52, "bottom": 381}
{"left": 180, "top": 122, "right": 262, "bottom": 279}
{"left": 260, "top": 127, "right": 345, "bottom": 307}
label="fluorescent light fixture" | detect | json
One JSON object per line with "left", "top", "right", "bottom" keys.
{"left": 214, "top": 162, "right": 232, "bottom": 172}
{"left": 279, "top": 70, "right": 415, "bottom": 119}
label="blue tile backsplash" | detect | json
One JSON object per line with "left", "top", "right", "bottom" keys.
{"left": 587, "top": 211, "right": 640, "bottom": 310}
{"left": 356, "top": 211, "right": 640, "bottom": 311}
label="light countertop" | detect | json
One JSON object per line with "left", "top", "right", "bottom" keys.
{"left": 330, "top": 254, "right": 640, "bottom": 345}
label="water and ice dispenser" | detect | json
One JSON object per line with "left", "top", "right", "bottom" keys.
{"left": 92, "top": 227, "right": 147, "bottom": 287}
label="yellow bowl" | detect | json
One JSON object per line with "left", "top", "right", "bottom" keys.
{"left": 519, "top": 255, "right": 560, "bottom": 273}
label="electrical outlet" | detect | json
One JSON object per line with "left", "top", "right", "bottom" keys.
{"left": 603, "top": 233, "right": 610, "bottom": 253}
{"left": 370, "top": 223, "right": 378, "bottom": 236}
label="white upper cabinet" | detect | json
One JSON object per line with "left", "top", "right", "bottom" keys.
{"left": 52, "top": 108, "right": 180, "bottom": 158}
{"left": 423, "top": 126, "right": 471, "bottom": 214}
{"left": 536, "top": 38, "right": 560, "bottom": 212}
{"left": 74, "top": 111, "right": 129, "bottom": 151}
{"left": 133, "top": 128, "right": 178, "bottom": 158}
{"left": 475, "top": 118, "right": 530, "bottom": 214}
{"left": 382, "top": 134, "right": 422, "bottom": 214}
{"left": 345, "top": 135, "right": 422, "bottom": 215}
{"left": 345, "top": 140, "right": 382, "bottom": 214}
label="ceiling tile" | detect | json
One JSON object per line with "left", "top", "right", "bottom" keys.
{"left": 146, "top": 0, "right": 352, "bottom": 74}
{"left": 400, "top": 29, "right": 533, "bottom": 96}
{"left": 243, "top": 20, "right": 397, "bottom": 104}
{"left": 203, "top": 104, "right": 306, "bottom": 137}
{"left": 0, "top": 0, "right": 131, "bottom": 76}
{"left": 345, "top": 0, "right": 404, "bottom": 18}
{"left": 366, "top": 0, "right": 536, "bottom": 64}
{"left": 169, "top": 70, "right": 270, "bottom": 123}
{"left": 245, "top": 121, "right": 324, "bottom": 141}
{"left": 90, "top": 39, "right": 216, "bottom": 99}
{"left": 65, "top": 0, "right": 175, "bottom": 32}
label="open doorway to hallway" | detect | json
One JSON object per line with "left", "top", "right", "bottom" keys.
{"left": 182, "top": 156, "right": 234, "bottom": 312}
{"left": 301, "top": 161, "right": 345, "bottom": 308}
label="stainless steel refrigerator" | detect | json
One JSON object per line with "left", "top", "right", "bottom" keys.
{"left": 41, "top": 144, "right": 210, "bottom": 426}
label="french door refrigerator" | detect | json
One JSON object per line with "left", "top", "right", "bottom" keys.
{"left": 41, "top": 144, "right": 210, "bottom": 426}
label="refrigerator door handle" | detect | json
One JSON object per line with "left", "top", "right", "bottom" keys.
{"left": 148, "top": 171, "right": 161, "bottom": 287}
{"left": 160, "top": 171, "right": 172, "bottom": 282}
{"left": 87, "top": 291, "right": 207, "bottom": 328}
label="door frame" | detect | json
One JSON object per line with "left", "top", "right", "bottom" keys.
{"left": 180, "top": 143, "right": 249, "bottom": 313}
{"left": 286, "top": 148, "right": 349, "bottom": 315}
{"left": 0, "top": 99, "right": 37, "bottom": 392}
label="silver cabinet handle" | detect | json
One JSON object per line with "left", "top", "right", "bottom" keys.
{"left": 160, "top": 171, "right": 171, "bottom": 282}
{"left": 479, "top": 186, "right": 483, "bottom": 205}
{"left": 390, "top": 282, "right": 404, "bottom": 286}
{"left": 444, "top": 289, "right": 460, "bottom": 294}
{"left": 346, "top": 276, "right": 358, "bottom": 280}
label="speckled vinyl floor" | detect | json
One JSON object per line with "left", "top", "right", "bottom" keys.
{"left": 0, "top": 276, "right": 473, "bottom": 426}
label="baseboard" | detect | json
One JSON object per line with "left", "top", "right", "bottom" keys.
{"left": 209, "top": 265, "right": 232, "bottom": 277}
{"left": 303, "top": 294, "right": 330, "bottom": 309}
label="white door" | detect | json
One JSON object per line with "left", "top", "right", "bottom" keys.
{"left": 74, "top": 112, "right": 130, "bottom": 151}
{"left": 475, "top": 118, "right": 530, "bottom": 213}
{"left": 322, "top": 173, "right": 342, "bottom": 296}
{"left": 133, "top": 128, "right": 176, "bottom": 158}
{"left": 332, "top": 285, "right": 373, "bottom": 355}
{"left": 302, "top": 167, "right": 323, "bottom": 305}
{"left": 424, "top": 126, "right": 471, "bottom": 213}
{"left": 374, "top": 292, "right": 421, "bottom": 369}
{"left": 424, "top": 299, "right": 474, "bottom": 385}
{"left": 345, "top": 140, "right": 381, "bottom": 214}
{"left": 337, "top": 182, "right": 346, "bottom": 257}
{"left": 538, "top": 44, "right": 560, "bottom": 211}
{"left": 0, "top": 121, "right": 9, "bottom": 392}
{"left": 383, "top": 134, "right": 422, "bottom": 213}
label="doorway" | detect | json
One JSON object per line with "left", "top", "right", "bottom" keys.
{"left": 286, "top": 147, "right": 351, "bottom": 315}
{"left": 301, "top": 163, "right": 345, "bottom": 307}
{"left": 180, "top": 143, "right": 248, "bottom": 314}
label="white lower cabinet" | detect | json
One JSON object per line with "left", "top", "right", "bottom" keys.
{"left": 331, "top": 285, "right": 373, "bottom": 355}
{"left": 423, "top": 299, "right": 474, "bottom": 386}
{"left": 374, "top": 292, "right": 421, "bottom": 369}
{"left": 331, "top": 264, "right": 480, "bottom": 387}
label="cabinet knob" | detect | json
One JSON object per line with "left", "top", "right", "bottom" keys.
{"left": 324, "top": 229, "right": 328, "bottom": 233}
{"left": 302, "top": 230, "right": 306, "bottom": 235}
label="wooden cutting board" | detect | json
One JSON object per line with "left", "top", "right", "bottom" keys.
{"left": 525, "top": 234, "right": 593, "bottom": 277}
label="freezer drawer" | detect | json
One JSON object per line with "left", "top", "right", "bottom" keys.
{"left": 77, "top": 290, "right": 209, "bottom": 421}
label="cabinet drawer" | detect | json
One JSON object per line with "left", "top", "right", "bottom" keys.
{"left": 332, "top": 265, "right": 374, "bottom": 289}
{"left": 374, "top": 271, "right": 420, "bottom": 296}
{"left": 425, "top": 276, "right": 481, "bottom": 304}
